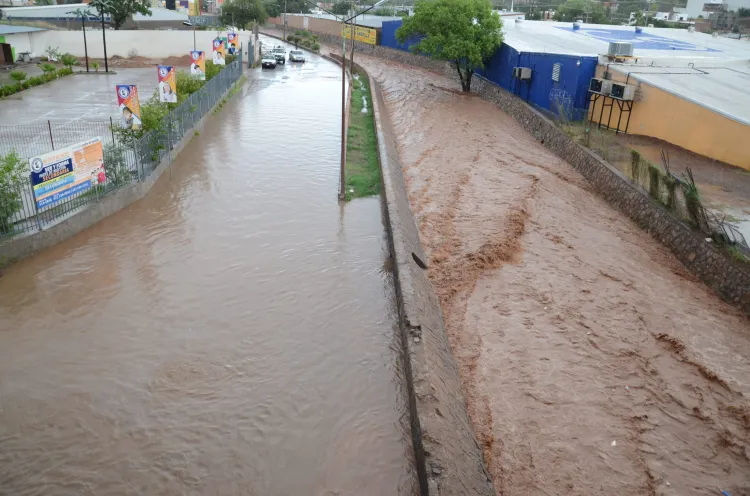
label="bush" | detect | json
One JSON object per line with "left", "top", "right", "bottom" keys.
{"left": 40, "top": 63, "right": 56, "bottom": 74}
{"left": 92, "top": 60, "right": 100, "bottom": 72}
{"left": 311, "top": 42, "right": 320, "bottom": 51}
{"left": 57, "top": 67, "right": 73, "bottom": 77}
{"left": 60, "top": 53, "right": 78, "bottom": 68}
{"left": 9, "top": 70, "right": 26, "bottom": 82}
{"left": 103, "top": 144, "right": 132, "bottom": 187}
{"left": 0, "top": 150, "right": 27, "bottom": 235}
{"left": 0, "top": 83, "right": 21, "bottom": 98}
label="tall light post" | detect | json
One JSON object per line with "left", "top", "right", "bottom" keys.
{"left": 183, "top": 21, "right": 197, "bottom": 50}
{"left": 90, "top": 0, "right": 111, "bottom": 73}
{"left": 69, "top": 8, "right": 93, "bottom": 73}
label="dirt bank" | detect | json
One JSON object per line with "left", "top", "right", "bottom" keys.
{"left": 355, "top": 56, "right": 750, "bottom": 495}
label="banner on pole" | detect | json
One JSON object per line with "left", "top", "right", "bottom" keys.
{"left": 190, "top": 50, "right": 206, "bottom": 80}
{"left": 116, "top": 84, "right": 142, "bottom": 130}
{"left": 212, "top": 38, "right": 226, "bottom": 65}
{"left": 227, "top": 32, "right": 238, "bottom": 55}
{"left": 29, "top": 137, "right": 105, "bottom": 209}
{"left": 158, "top": 65, "right": 177, "bottom": 103}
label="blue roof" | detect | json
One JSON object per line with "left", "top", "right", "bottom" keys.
{"left": 0, "top": 25, "right": 47, "bottom": 35}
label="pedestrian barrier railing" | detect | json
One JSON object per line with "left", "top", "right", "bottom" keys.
{"left": 0, "top": 52, "right": 243, "bottom": 243}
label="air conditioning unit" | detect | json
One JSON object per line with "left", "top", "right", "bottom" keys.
{"left": 513, "top": 67, "right": 532, "bottom": 80}
{"left": 610, "top": 82, "right": 636, "bottom": 100}
{"left": 608, "top": 41, "right": 634, "bottom": 57}
{"left": 589, "top": 78, "right": 612, "bottom": 95}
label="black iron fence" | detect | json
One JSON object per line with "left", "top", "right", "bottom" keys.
{"left": 0, "top": 52, "right": 243, "bottom": 242}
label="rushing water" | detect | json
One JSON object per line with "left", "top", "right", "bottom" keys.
{"left": 0, "top": 42, "right": 417, "bottom": 495}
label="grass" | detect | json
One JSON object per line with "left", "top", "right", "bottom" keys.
{"left": 727, "top": 245, "right": 750, "bottom": 264}
{"left": 345, "top": 72, "right": 380, "bottom": 200}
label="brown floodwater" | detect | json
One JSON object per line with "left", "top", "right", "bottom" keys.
{"left": 0, "top": 45, "right": 417, "bottom": 496}
{"left": 352, "top": 53, "right": 750, "bottom": 496}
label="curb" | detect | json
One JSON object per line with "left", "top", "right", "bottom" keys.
{"left": 367, "top": 64, "right": 496, "bottom": 496}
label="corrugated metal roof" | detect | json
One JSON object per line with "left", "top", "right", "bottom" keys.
{"left": 0, "top": 24, "right": 47, "bottom": 34}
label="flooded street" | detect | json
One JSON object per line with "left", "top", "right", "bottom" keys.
{"left": 0, "top": 42, "right": 417, "bottom": 496}
{"left": 354, "top": 55, "right": 750, "bottom": 495}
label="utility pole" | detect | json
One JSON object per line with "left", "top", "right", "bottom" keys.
{"left": 340, "top": 19, "right": 347, "bottom": 201}
{"left": 101, "top": 12, "right": 109, "bottom": 72}
{"left": 284, "top": 0, "right": 287, "bottom": 41}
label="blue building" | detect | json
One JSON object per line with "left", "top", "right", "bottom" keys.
{"left": 379, "top": 19, "right": 598, "bottom": 121}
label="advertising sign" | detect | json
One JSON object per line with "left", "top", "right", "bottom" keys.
{"left": 29, "top": 137, "right": 105, "bottom": 209}
{"left": 342, "top": 24, "right": 377, "bottom": 45}
{"left": 116, "top": 84, "right": 142, "bottom": 130}
{"left": 227, "top": 32, "right": 238, "bottom": 55}
{"left": 212, "top": 38, "right": 226, "bottom": 65}
{"left": 190, "top": 50, "right": 206, "bottom": 80}
{"left": 157, "top": 65, "right": 177, "bottom": 103}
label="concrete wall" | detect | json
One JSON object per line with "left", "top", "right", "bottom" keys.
{"left": 21, "top": 30, "right": 254, "bottom": 59}
{"left": 268, "top": 15, "right": 344, "bottom": 38}
{"left": 589, "top": 66, "right": 750, "bottom": 170}
{"left": 367, "top": 61, "right": 496, "bottom": 496}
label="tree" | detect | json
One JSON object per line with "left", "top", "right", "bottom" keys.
{"left": 331, "top": 1, "right": 353, "bottom": 15}
{"left": 397, "top": 0, "right": 502, "bottom": 92}
{"left": 553, "top": 0, "right": 608, "bottom": 23}
{"left": 220, "top": 0, "right": 269, "bottom": 28}
{"left": 89, "top": 0, "right": 152, "bottom": 30}
{"left": 265, "top": 0, "right": 310, "bottom": 16}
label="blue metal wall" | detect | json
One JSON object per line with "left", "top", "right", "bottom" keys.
{"left": 479, "top": 47, "right": 598, "bottom": 121}
{"left": 379, "top": 18, "right": 598, "bottom": 121}
{"left": 380, "top": 19, "right": 421, "bottom": 51}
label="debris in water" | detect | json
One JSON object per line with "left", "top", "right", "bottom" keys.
{"left": 611, "top": 440, "right": 617, "bottom": 447}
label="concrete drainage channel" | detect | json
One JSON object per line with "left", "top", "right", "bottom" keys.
{"left": 324, "top": 48, "right": 496, "bottom": 496}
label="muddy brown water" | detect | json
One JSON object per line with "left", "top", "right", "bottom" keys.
{"left": 0, "top": 46, "right": 417, "bottom": 495}
{"left": 352, "top": 54, "right": 750, "bottom": 496}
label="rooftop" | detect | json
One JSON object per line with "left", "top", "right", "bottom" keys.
{"left": 608, "top": 61, "right": 750, "bottom": 127}
{"left": 0, "top": 4, "right": 187, "bottom": 22}
{"left": 502, "top": 20, "right": 750, "bottom": 61}
{"left": 0, "top": 24, "right": 47, "bottom": 34}
{"left": 286, "top": 13, "right": 403, "bottom": 29}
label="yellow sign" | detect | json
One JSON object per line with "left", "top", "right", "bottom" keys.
{"left": 342, "top": 24, "right": 377, "bottom": 45}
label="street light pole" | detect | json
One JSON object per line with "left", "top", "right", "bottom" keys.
{"left": 183, "top": 21, "right": 197, "bottom": 50}
{"left": 283, "top": 0, "right": 287, "bottom": 41}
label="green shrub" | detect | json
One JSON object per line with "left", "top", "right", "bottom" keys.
{"left": 311, "top": 42, "right": 320, "bottom": 51}
{"left": 0, "top": 83, "right": 21, "bottom": 98}
{"left": 40, "top": 63, "right": 56, "bottom": 74}
{"left": 102, "top": 144, "right": 132, "bottom": 187}
{"left": 9, "top": 70, "right": 26, "bottom": 82}
{"left": 57, "top": 67, "right": 73, "bottom": 77}
{"left": 92, "top": 60, "right": 100, "bottom": 72}
{"left": 0, "top": 150, "right": 27, "bottom": 235}
{"left": 175, "top": 71, "right": 204, "bottom": 102}
{"left": 205, "top": 60, "right": 222, "bottom": 80}
{"left": 60, "top": 53, "right": 78, "bottom": 68}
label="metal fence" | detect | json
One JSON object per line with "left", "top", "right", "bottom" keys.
{"left": 0, "top": 52, "right": 243, "bottom": 242}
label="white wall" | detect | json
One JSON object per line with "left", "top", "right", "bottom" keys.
{"left": 25, "top": 30, "right": 255, "bottom": 59}
{"left": 3, "top": 32, "right": 36, "bottom": 58}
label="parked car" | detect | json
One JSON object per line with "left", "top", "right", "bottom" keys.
{"left": 261, "top": 53, "right": 277, "bottom": 69}
{"left": 289, "top": 50, "right": 305, "bottom": 63}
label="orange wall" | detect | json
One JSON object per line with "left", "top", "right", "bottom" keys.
{"left": 268, "top": 16, "right": 345, "bottom": 37}
{"left": 589, "top": 67, "right": 750, "bottom": 170}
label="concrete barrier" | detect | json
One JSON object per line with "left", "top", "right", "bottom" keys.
{"left": 366, "top": 60, "right": 496, "bottom": 496}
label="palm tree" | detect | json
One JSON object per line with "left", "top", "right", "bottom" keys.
{"left": 68, "top": 7, "right": 93, "bottom": 72}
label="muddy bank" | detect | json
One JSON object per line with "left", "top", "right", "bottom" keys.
{"left": 355, "top": 55, "right": 750, "bottom": 495}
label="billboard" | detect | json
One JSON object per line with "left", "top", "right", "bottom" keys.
{"left": 116, "top": 84, "right": 142, "bottom": 130}
{"left": 342, "top": 24, "right": 377, "bottom": 45}
{"left": 158, "top": 65, "right": 177, "bottom": 103}
{"left": 212, "top": 38, "right": 226, "bottom": 65}
{"left": 227, "top": 32, "right": 238, "bottom": 55}
{"left": 190, "top": 50, "right": 206, "bottom": 80}
{"left": 29, "top": 138, "right": 105, "bottom": 209}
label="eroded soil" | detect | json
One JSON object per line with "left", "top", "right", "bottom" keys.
{"left": 356, "top": 56, "right": 750, "bottom": 495}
